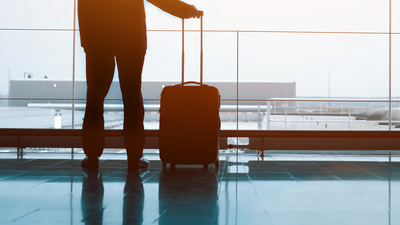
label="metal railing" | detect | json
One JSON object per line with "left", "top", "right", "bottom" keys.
{"left": 260, "top": 98, "right": 400, "bottom": 131}
{"left": 2, "top": 98, "right": 400, "bottom": 132}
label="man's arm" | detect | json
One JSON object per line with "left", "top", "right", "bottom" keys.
{"left": 147, "top": 0, "right": 200, "bottom": 19}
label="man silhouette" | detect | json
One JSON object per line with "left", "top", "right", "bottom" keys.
{"left": 78, "top": 0, "right": 200, "bottom": 169}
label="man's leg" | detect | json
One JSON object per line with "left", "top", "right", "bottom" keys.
{"left": 116, "top": 50, "right": 146, "bottom": 168}
{"left": 82, "top": 49, "right": 115, "bottom": 167}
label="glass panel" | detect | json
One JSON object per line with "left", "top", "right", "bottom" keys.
{"left": 1, "top": 30, "right": 74, "bottom": 91}
{"left": 0, "top": 0, "right": 74, "bottom": 29}
{"left": 238, "top": 32, "right": 389, "bottom": 130}
{"left": 146, "top": 0, "right": 388, "bottom": 32}
{"left": 74, "top": 30, "right": 125, "bottom": 129}
{"left": 76, "top": 31, "right": 240, "bottom": 130}
{"left": 144, "top": 32, "right": 183, "bottom": 82}
{"left": 239, "top": 33, "right": 388, "bottom": 98}
{"left": 1, "top": 31, "right": 74, "bottom": 128}
{"left": 391, "top": 34, "right": 400, "bottom": 130}
{"left": 392, "top": 0, "right": 400, "bottom": 33}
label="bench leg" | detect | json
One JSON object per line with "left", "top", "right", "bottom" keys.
{"left": 17, "top": 147, "right": 24, "bottom": 159}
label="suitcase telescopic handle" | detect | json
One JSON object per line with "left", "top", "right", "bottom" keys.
{"left": 182, "top": 10, "right": 203, "bottom": 85}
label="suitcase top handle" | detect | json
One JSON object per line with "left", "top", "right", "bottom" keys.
{"left": 175, "top": 81, "right": 209, "bottom": 87}
{"left": 182, "top": 10, "right": 203, "bottom": 85}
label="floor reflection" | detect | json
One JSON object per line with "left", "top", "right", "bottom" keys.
{"left": 2, "top": 154, "right": 400, "bottom": 225}
{"left": 123, "top": 170, "right": 146, "bottom": 225}
{"left": 158, "top": 169, "right": 219, "bottom": 225}
{"left": 81, "top": 170, "right": 104, "bottom": 225}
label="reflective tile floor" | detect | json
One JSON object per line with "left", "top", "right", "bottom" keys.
{"left": 1, "top": 153, "right": 400, "bottom": 225}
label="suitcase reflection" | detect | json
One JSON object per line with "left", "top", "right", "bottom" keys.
{"left": 158, "top": 169, "right": 219, "bottom": 224}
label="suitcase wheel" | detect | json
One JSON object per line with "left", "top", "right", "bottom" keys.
{"left": 215, "top": 160, "right": 219, "bottom": 168}
{"left": 162, "top": 161, "right": 167, "bottom": 169}
{"left": 170, "top": 164, "right": 176, "bottom": 170}
{"left": 203, "top": 164, "right": 208, "bottom": 170}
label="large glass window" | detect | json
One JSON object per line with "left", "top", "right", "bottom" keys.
{"left": 0, "top": 0, "right": 397, "bottom": 132}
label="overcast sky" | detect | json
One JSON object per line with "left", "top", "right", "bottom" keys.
{"left": 1, "top": 0, "right": 400, "bottom": 98}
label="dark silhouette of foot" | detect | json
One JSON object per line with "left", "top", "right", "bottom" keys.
{"left": 128, "top": 157, "right": 150, "bottom": 170}
{"left": 81, "top": 156, "right": 100, "bottom": 169}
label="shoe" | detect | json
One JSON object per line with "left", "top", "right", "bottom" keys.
{"left": 128, "top": 157, "right": 150, "bottom": 169}
{"left": 81, "top": 156, "right": 99, "bottom": 169}
{"left": 139, "top": 157, "right": 150, "bottom": 167}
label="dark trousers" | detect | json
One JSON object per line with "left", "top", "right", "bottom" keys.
{"left": 82, "top": 48, "right": 146, "bottom": 162}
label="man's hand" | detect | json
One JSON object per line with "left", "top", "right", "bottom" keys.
{"left": 185, "top": 5, "right": 201, "bottom": 18}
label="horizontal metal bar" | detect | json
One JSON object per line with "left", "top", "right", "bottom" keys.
{"left": 2, "top": 28, "right": 400, "bottom": 35}
{"left": 1, "top": 129, "right": 400, "bottom": 151}
{"left": 0, "top": 28, "right": 75, "bottom": 31}
{"left": 1, "top": 129, "right": 399, "bottom": 138}
{"left": 3, "top": 97, "right": 400, "bottom": 103}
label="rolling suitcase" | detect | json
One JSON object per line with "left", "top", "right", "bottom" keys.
{"left": 159, "top": 11, "right": 220, "bottom": 170}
